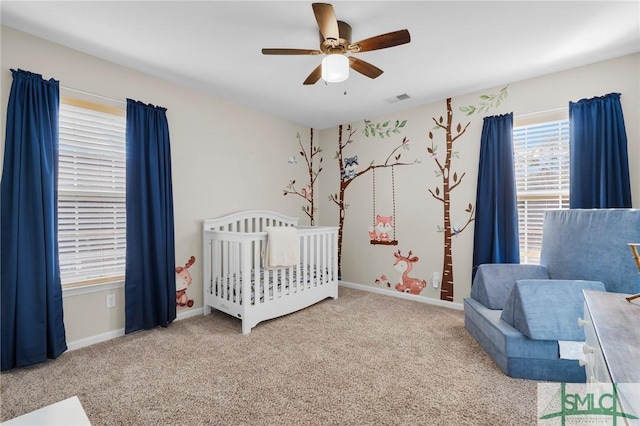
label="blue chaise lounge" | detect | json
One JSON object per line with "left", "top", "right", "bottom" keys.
{"left": 464, "top": 209, "right": 640, "bottom": 382}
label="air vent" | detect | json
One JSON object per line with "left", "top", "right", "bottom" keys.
{"left": 384, "top": 93, "right": 411, "bottom": 104}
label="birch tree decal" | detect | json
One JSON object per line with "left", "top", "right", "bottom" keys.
{"left": 428, "top": 98, "right": 474, "bottom": 301}
{"left": 329, "top": 121, "right": 416, "bottom": 277}
{"left": 429, "top": 88, "right": 508, "bottom": 301}
{"left": 283, "top": 129, "right": 322, "bottom": 225}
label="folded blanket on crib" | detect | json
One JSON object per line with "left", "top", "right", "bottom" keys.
{"left": 263, "top": 226, "right": 299, "bottom": 269}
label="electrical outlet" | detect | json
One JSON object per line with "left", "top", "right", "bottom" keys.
{"left": 106, "top": 294, "right": 116, "bottom": 309}
{"left": 432, "top": 272, "right": 440, "bottom": 289}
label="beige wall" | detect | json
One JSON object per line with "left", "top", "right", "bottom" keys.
{"left": 317, "top": 53, "right": 640, "bottom": 304}
{"left": 2, "top": 24, "right": 638, "bottom": 344}
{"left": 1, "top": 26, "right": 311, "bottom": 344}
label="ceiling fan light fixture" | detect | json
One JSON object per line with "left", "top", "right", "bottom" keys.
{"left": 321, "top": 54, "right": 349, "bottom": 83}
{"left": 262, "top": 3, "right": 410, "bottom": 85}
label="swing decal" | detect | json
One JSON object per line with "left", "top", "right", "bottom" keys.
{"left": 369, "top": 167, "right": 398, "bottom": 245}
{"left": 370, "top": 214, "right": 394, "bottom": 244}
{"left": 329, "top": 120, "right": 417, "bottom": 278}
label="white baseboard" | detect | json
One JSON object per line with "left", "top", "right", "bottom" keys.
{"left": 339, "top": 280, "right": 464, "bottom": 311}
{"left": 67, "top": 286, "right": 460, "bottom": 351}
{"left": 67, "top": 307, "right": 205, "bottom": 351}
{"left": 66, "top": 328, "right": 125, "bottom": 351}
{"left": 177, "top": 307, "right": 204, "bottom": 320}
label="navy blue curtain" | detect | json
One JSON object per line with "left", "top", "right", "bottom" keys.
{"left": 125, "top": 99, "right": 176, "bottom": 334}
{"left": 472, "top": 113, "right": 520, "bottom": 280}
{"left": 1, "top": 69, "right": 67, "bottom": 371}
{"left": 569, "top": 92, "right": 632, "bottom": 208}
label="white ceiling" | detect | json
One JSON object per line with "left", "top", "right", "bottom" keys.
{"left": 2, "top": 1, "right": 639, "bottom": 130}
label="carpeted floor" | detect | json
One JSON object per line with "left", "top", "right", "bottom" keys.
{"left": 1, "top": 286, "right": 539, "bottom": 425}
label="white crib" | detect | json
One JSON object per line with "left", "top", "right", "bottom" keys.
{"left": 202, "top": 210, "right": 339, "bottom": 334}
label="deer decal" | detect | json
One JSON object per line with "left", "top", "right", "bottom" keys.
{"left": 176, "top": 255, "right": 196, "bottom": 309}
{"left": 393, "top": 250, "right": 427, "bottom": 295}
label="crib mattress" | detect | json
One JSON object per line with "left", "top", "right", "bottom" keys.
{"left": 214, "top": 265, "right": 327, "bottom": 305}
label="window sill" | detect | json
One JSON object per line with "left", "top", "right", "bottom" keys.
{"left": 62, "top": 280, "right": 124, "bottom": 297}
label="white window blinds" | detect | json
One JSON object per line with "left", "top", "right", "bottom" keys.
{"left": 58, "top": 98, "right": 126, "bottom": 286}
{"left": 513, "top": 116, "right": 570, "bottom": 264}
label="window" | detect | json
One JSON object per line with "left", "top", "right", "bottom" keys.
{"left": 58, "top": 97, "right": 126, "bottom": 287}
{"left": 513, "top": 111, "right": 569, "bottom": 264}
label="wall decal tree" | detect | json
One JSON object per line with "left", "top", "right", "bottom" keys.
{"left": 427, "top": 98, "right": 475, "bottom": 301}
{"left": 283, "top": 129, "right": 322, "bottom": 225}
{"left": 429, "top": 87, "right": 508, "bottom": 301}
{"left": 329, "top": 121, "right": 417, "bottom": 277}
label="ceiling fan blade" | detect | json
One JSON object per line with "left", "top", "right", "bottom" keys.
{"left": 349, "top": 57, "right": 383, "bottom": 79}
{"left": 262, "top": 48, "right": 322, "bottom": 55}
{"left": 303, "top": 64, "right": 323, "bottom": 85}
{"left": 349, "top": 29, "right": 411, "bottom": 53}
{"left": 312, "top": 3, "right": 339, "bottom": 41}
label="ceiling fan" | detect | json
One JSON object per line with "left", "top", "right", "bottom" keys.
{"left": 261, "top": 3, "right": 411, "bottom": 85}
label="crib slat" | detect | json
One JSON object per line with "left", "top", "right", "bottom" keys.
{"left": 231, "top": 241, "right": 237, "bottom": 302}
{"left": 253, "top": 239, "right": 260, "bottom": 306}
{"left": 222, "top": 240, "right": 228, "bottom": 300}
{"left": 225, "top": 241, "right": 232, "bottom": 301}
{"left": 322, "top": 232, "right": 328, "bottom": 285}
{"left": 315, "top": 233, "right": 321, "bottom": 287}
{"left": 261, "top": 258, "right": 268, "bottom": 302}
{"left": 287, "top": 265, "right": 293, "bottom": 296}
{"left": 302, "top": 233, "right": 309, "bottom": 290}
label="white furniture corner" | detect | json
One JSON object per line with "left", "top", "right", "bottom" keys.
{"left": 1, "top": 396, "right": 90, "bottom": 425}
{"left": 580, "top": 290, "right": 640, "bottom": 423}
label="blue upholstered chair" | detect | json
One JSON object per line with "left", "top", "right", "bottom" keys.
{"left": 464, "top": 209, "right": 640, "bottom": 382}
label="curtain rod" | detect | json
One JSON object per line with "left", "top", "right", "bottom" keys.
{"left": 61, "top": 85, "right": 126, "bottom": 106}
{"left": 514, "top": 106, "right": 567, "bottom": 118}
